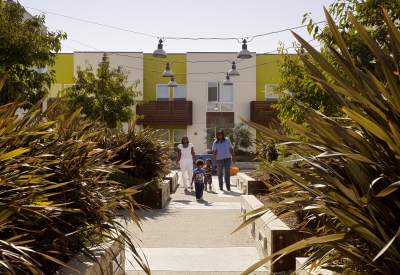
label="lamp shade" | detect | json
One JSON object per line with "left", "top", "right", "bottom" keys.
{"left": 237, "top": 39, "right": 252, "bottom": 59}
{"left": 152, "top": 39, "right": 167, "bottom": 58}
{"left": 228, "top": 61, "right": 240, "bottom": 77}
{"left": 162, "top": 62, "right": 174, "bottom": 77}
{"left": 167, "top": 77, "right": 177, "bottom": 87}
{"left": 223, "top": 74, "right": 233, "bottom": 86}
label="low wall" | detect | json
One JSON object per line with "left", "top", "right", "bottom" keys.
{"left": 236, "top": 172, "right": 269, "bottom": 195}
{"left": 56, "top": 235, "right": 125, "bottom": 275}
{"left": 241, "top": 195, "right": 306, "bottom": 273}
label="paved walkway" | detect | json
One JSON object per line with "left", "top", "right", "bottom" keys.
{"left": 124, "top": 171, "right": 268, "bottom": 275}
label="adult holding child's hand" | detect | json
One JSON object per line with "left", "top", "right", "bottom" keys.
{"left": 212, "top": 131, "right": 235, "bottom": 191}
{"left": 176, "top": 136, "right": 196, "bottom": 191}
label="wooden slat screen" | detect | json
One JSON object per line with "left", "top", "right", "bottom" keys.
{"left": 206, "top": 112, "right": 234, "bottom": 128}
{"left": 250, "top": 101, "right": 279, "bottom": 125}
{"left": 136, "top": 101, "right": 193, "bottom": 125}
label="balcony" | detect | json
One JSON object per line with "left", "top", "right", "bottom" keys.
{"left": 250, "top": 101, "right": 279, "bottom": 125}
{"left": 136, "top": 100, "right": 193, "bottom": 125}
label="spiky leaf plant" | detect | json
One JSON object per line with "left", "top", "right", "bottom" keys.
{"left": 101, "top": 123, "right": 170, "bottom": 181}
{"left": 0, "top": 89, "right": 150, "bottom": 274}
{"left": 236, "top": 7, "right": 400, "bottom": 275}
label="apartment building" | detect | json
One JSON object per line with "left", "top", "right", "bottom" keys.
{"left": 49, "top": 52, "right": 280, "bottom": 154}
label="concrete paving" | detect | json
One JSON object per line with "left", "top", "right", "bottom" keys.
{"left": 125, "top": 171, "right": 268, "bottom": 275}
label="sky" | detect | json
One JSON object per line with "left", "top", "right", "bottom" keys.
{"left": 19, "top": 0, "right": 335, "bottom": 55}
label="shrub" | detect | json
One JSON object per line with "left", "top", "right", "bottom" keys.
{"left": 237, "top": 7, "right": 400, "bottom": 275}
{"left": 0, "top": 93, "right": 150, "bottom": 274}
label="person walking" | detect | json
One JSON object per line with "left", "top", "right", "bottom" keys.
{"left": 176, "top": 136, "right": 196, "bottom": 191}
{"left": 191, "top": 159, "right": 206, "bottom": 201}
{"left": 203, "top": 158, "right": 213, "bottom": 191}
{"left": 212, "top": 131, "right": 235, "bottom": 191}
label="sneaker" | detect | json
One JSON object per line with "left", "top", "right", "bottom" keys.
{"left": 220, "top": 188, "right": 223, "bottom": 191}
{"left": 227, "top": 188, "right": 231, "bottom": 191}
{"left": 184, "top": 188, "right": 187, "bottom": 191}
{"left": 209, "top": 185, "right": 212, "bottom": 190}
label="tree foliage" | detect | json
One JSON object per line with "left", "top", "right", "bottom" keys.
{"left": 0, "top": 1, "right": 67, "bottom": 109}
{"left": 204, "top": 117, "right": 253, "bottom": 152}
{"left": 274, "top": 0, "right": 400, "bottom": 129}
{"left": 63, "top": 54, "right": 142, "bottom": 128}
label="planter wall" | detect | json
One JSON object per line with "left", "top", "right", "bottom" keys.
{"left": 56, "top": 235, "right": 125, "bottom": 275}
{"left": 138, "top": 180, "right": 170, "bottom": 209}
{"left": 163, "top": 171, "right": 179, "bottom": 193}
{"left": 236, "top": 172, "right": 269, "bottom": 195}
{"left": 241, "top": 195, "right": 307, "bottom": 273}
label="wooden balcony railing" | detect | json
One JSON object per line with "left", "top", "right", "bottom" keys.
{"left": 250, "top": 101, "right": 279, "bottom": 125}
{"left": 136, "top": 100, "right": 193, "bottom": 125}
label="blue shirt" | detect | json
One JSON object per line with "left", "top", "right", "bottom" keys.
{"left": 212, "top": 138, "right": 233, "bottom": 160}
{"left": 193, "top": 168, "right": 206, "bottom": 184}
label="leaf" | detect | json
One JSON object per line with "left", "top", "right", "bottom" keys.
{"left": 375, "top": 181, "right": 400, "bottom": 198}
{"left": 373, "top": 227, "right": 400, "bottom": 262}
{"left": 0, "top": 148, "right": 30, "bottom": 162}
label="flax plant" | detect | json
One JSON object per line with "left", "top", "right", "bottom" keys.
{"left": 236, "top": 7, "right": 400, "bottom": 275}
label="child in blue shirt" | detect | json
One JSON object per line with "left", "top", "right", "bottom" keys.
{"left": 191, "top": 159, "right": 206, "bottom": 201}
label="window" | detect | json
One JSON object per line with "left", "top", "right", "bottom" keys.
{"left": 157, "top": 85, "right": 169, "bottom": 101}
{"left": 207, "top": 82, "right": 234, "bottom": 111}
{"left": 173, "top": 85, "right": 186, "bottom": 101}
{"left": 173, "top": 129, "right": 187, "bottom": 152}
{"left": 265, "top": 84, "right": 279, "bottom": 101}
{"left": 156, "top": 129, "right": 170, "bottom": 142}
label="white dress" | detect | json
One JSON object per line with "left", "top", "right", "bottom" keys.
{"left": 177, "top": 143, "right": 194, "bottom": 189}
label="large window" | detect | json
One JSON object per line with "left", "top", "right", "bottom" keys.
{"left": 173, "top": 85, "right": 186, "bottom": 101}
{"left": 155, "top": 129, "right": 170, "bottom": 142}
{"left": 265, "top": 84, "right": 279, "bottom": 101}
{"left": 157, "top": 85, "right": 169, "bottom": 101}
{"left": 207, "top": 82, "right": 234, "bottom": 111}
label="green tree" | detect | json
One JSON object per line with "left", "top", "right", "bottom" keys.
{"left": 0, "top": 1, "right": 67, "bottom": 108}
{"left": 274, "top": 0, "right": 400, "bottom": 129}
{"left": 63, "top": 54, "right": 142, "bottom": 128}
{"left": 204, "top": 117, "right": 253, "bottom": 152}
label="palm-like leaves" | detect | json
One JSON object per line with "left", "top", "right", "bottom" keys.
{"left": 0, "top": 94, "right": 149, "bottom": 274}
{"left": 238, "top": 7, "right": 400, "bottom": 275}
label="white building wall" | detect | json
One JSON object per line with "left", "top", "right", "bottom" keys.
{"left": 187, "top": 53, "right": 256, "bottom": 154}
{"left": 74, "top": 52, "right": 143, "bottom": 132}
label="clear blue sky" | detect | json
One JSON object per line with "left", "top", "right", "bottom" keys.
{"left": 19, "top": 0, "right": 334, "bottom": 54}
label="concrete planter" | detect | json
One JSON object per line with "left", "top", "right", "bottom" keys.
{"left": 163, "top": 171, "right": 179, "bottom": 193}
{"left": 241, "top": 195, "right": 307, "bottom": 273}
{"left": 138, "top": 180, "right": 170, "bottom": 209}
{"left": 236, "top": 172, "right": 269, "bottom": 195}
{"left": 56, "top": 235, "right": 125, "bottom": 275}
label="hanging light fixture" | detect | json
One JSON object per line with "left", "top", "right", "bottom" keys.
{"left": 237, "top": 39, "right": 252, "bottom": 59}
{"left": 162, "top": 62, "right": 174, "bottom": 77}
{"left": 223, "top": 73, "right": 233, "bottom": 86}
{"left": 167, "top": 77, "right": 177, "bottom": 87}
{"left": 152, "top": 39, "right": 167, "bottom": 58}
{"left": 228, "top": 61, "right": 240, "bottom": 77}
{"left": 213, "top": 104, "right": 219, "bottom": 111}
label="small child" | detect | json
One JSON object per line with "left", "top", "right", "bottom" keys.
{"left": 191, "top": 159, "right": 206, "bottom": 201}
{"left": 203, "top": 158, "right": 213, "bottom": 191}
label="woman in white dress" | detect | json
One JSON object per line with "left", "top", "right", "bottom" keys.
{"left": 176, "top": 136, "right": 196, "bottom": 191}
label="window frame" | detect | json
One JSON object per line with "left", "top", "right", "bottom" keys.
{"left": 265, "top": 84, "right": 279, "bottom": 101}
{"left": 156, "top": 84, "right": 170, "bottom": 101}
{"left": 207, "top": 82, "right": 234, "bottom": 112}
{"left": 173, "top": 85, "right": 186, "bottom": 101}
